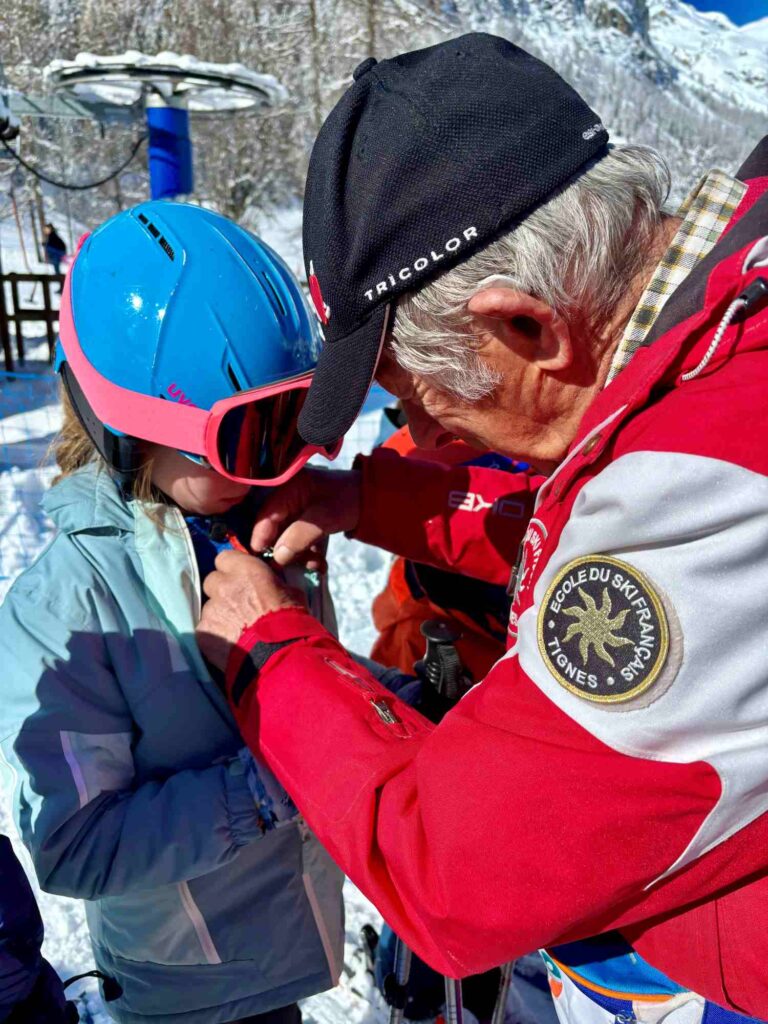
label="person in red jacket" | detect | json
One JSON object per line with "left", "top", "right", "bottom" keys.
{"left": 196, "top": 33, "right": 768, "bottom": 1024}
{"left": 370, "top": 425, "right": 529, "bottom": 680}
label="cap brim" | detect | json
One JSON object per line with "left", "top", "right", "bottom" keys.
{"left": 299, "top": 306, "right": 389, "bottom": 448}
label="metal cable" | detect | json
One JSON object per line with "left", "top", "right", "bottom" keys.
{"left": 0, "top": 133, "right": 147, "bottom": 191}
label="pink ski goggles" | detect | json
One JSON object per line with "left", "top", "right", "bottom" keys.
{"left": 58, "top": 275, "right": 342, "bottom": 486}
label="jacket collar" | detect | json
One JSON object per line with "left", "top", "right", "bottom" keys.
{"left": 536, "top": 175, "right": 768, "bottom": 512}
{"left": 43, "top": 464, "right": 135, "bottom": 534}
{"left": 606, "top": 169, "right": 746, "bottom": 383}
{"left": 641, "top": 138, "right": 768, "bottom": 350}
{"left": 587, "top": 146, "right": 768, "bottom": 439}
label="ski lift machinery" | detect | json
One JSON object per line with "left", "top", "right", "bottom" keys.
{"left": 16, "top": 52, "right": 287, "bottom": 200}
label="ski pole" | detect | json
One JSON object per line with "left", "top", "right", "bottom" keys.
{"left": 386, "top": 936, "right": 413, "bottom": 1024}
{"left": 491, "top": 961, "right": 515, "bottom": 1024}
{"left": 384, "top": 621, "right": 473, "bottom": 1024}
{"left": 415, "top": 620, "right": 472, "bottom": 711}
{"left": 416, "top": 624, "right": 515, "bottom": 1024}
{"left": 444, "top": 976, "right": 465, "bottom": 1024}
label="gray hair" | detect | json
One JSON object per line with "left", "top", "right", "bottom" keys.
{"left": 390, "top": 145, "right": 671, "bottom": 401}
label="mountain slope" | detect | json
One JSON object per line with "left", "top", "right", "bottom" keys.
{"left": 433, "top": 0, "right": 766, "bottom": 200}
{"left": 648, "top": 0, "right": 767, "bottom": 112}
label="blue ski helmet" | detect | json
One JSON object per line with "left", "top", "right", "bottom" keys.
{"left": 56, "top": 201, "right": 320, "bottom": 476}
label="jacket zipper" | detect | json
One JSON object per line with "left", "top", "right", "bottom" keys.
{"left": 322, "top": 656, "right": 413, "bottom": 737}
{"left": 171, "top": 506, "right": 203, "bottom": 623}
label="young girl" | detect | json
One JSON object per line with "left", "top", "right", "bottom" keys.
{"left": 0, "top": 202, "right": 344, "bottom": 1024}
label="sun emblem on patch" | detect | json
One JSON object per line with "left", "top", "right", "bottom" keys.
{"left": 562, "top": 587, "right": 632, "bottom": 666}
{"left": 538, "top": 555, "right": 669, "bottom": 704}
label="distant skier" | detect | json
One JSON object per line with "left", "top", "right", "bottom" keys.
{"left": 0, "top": 835, "right": 77, "bottom": 1023}
{"left": 43, "top": 223, "right": 67, "bottom": 276}
{"left": 0, "top": 203, "right": 344, "bottom": 1024}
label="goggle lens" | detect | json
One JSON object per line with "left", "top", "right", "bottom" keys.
{"left": 216, "top": 388, "right": 311, "bottom": 481}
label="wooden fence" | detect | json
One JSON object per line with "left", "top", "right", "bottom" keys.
{"left": 0, "top": 273, "right": 64, "bottom": 372}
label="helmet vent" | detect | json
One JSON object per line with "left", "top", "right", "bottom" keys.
{"left": 260, "top": 272, "right": 287, "bottom": 318}
{"left": 136, "top": 213, "right": 175, "bottom": 261}
{"left": 159, "top": 236, "right": 175, "bottom": 261}
{"left": 227, "top": 363, "right": 243, "bottom": 392}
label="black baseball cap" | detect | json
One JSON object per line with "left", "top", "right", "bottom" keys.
{"left": 299, "top": 32, "right": 608, "bottom": 447}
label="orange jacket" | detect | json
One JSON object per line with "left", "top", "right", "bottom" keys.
{"left": 369, "top": 428, "right": 516, "bottom": 681}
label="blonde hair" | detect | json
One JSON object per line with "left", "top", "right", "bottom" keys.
{"left": 50, "top": 382, "right": 160, "bottom": 506}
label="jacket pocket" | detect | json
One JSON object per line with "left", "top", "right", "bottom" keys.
{"left": 97, "top": 884, "right": 217, "bottom": 966}
{"left": 185, "top": 825, "right": 341, "bottom": 987}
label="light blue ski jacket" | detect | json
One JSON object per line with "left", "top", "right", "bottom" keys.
{"left": 0, "top": 466, "right": 344, "bottom": 1024}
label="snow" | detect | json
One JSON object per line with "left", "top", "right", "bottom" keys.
{"left": 687, "top": 5, "right": 736, "bottom": 30}
{"left": 646, "top": 0, "right": 768, "bottom": 113}
{"left": 740, "top": 16, "right": 768, "bottom": 44}
{"left": 477, "top": 0, "right": 768, "bottom": 115}
{"left": 44, "top": 51, "right": 287, "bottom": 114}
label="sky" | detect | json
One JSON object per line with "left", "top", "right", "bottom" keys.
{"left": 687, "top": 0, "right": 768, "bottom": 25}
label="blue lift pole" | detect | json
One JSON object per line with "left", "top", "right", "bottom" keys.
{"left": 145, "top": 97, "right": 193, "bottom": 199}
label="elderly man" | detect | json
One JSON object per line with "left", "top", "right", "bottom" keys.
{"left": 198, "top": 33, "right": 768, "bottom": 1024}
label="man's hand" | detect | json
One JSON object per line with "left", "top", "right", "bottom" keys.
{"left": 251, "top": 467, "right": 362, "bottom": 567}
{"left": 197, "top": 550, "right": 305, "bottom": 671}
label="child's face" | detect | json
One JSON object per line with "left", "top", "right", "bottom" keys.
{"left": 149, "top": 446, "right": 251, "bottom": 516}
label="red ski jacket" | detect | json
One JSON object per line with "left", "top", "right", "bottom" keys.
{"left": 226, "top": 140, "right": 768, "bottom": 1018}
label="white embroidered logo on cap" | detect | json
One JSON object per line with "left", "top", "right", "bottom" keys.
{"left": 364, "top": 227, "right": 478, "bottom": 302}
{"left": 582, "top": 123, "right": 605, "bottom": 141}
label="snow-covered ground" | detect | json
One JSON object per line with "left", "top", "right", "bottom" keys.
{"left": 0, "top": 214, "right": 63, "bottom": 598}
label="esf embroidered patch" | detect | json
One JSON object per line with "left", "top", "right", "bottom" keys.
{"left": 537, "top": 555, "right": 669, "bottom": 704}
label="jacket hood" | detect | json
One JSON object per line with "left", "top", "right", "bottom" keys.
{"left": 42, "top": 463, "right": 135, "bottom": 534}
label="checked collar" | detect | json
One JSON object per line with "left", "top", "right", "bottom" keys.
{"left": 606, "top": 169, "right": 746, "bottom": 385}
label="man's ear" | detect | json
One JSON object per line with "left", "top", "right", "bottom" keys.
{"left": 467, "top": 286, "right": 573, "bottom": 372}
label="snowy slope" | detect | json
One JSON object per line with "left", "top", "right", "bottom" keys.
{"left": 648, "top": 0, "right": 768, "bottom": 112}
{"left": 454, "top": 0, "right": 768, "bottom": 113}
{"left": 741, "top": 15, "right": 768, "bottom": 45}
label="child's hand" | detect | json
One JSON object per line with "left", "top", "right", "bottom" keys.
{"left": 197, "top": 550, "right": 305, "bottom": 670}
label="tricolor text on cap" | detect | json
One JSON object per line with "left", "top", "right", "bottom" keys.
{"left": 364, "top": 227, "right": 478, "bottom": 302}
